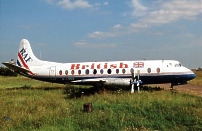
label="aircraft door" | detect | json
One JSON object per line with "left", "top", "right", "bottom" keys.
{"left": 49, "top": 66, "right": 56, "bottom": 80}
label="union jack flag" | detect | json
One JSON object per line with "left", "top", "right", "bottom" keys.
{"left": 134, "top": 62, "right": 144, "bottom": 68}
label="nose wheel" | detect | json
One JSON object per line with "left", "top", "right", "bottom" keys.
{"left": 170, "top": 83, "right": 173, "bottom": 90}
{"left": 170, "top": 83, "right": 175, "bottom": 92}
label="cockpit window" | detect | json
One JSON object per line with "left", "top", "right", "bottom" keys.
{"left": 175, "top": 63, "right": 182, "bottom": 67}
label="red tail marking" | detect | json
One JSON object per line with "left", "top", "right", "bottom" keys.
{"left": 18, "top": 52, "right": 34, "bottom": 75}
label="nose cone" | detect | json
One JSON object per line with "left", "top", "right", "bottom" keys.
{"left": 188, "top": 71, "right": 196, "bottom": 81}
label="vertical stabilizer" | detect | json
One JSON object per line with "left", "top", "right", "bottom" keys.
{"left": 17, "top": 39, "right": 41, "bottom": 69}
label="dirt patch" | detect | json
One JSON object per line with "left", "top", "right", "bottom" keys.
{"left": 155, "top": 84, "right": 202, "bottom": 96}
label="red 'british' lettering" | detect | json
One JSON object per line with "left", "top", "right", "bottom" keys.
{"left": 97, "top": 64, "right": 101, "bottom": 69}
{"left": 104, "top": 63, "right": 108, "bottom": 69}
{"left": 91, "top": 63, "right": 94, "bottom": 69}
{"left": 71, "top": 64, "right": 80, "bottom": 69}
{"left": 119, "top": 62, "right": 128, "bottom": 68}
{"left": 70, "top": 62, "right": 129, "bottom": 70}
{"left": 110, "top": 64, "right": 117, "bottom": 68}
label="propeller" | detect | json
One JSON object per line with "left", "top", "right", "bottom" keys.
{"left": 137, "top": 70, "right": 140, "bottom": 92}
{"left": 131, "top": 70, "right": 143, "bottom": 93}
{"left": 131, "top": 72, "right": 135, "bottom": 93}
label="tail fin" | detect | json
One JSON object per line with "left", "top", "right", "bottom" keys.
{"left": 17, "top": 39, "right": 41, "bottom": 69}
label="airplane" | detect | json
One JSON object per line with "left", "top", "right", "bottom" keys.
{"left": 2, "top": 39, "right": 196, "bottom": 91}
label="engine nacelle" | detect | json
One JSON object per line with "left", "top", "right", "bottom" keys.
{"left": 103, "top": 78, "right": 130, "bottom": 87}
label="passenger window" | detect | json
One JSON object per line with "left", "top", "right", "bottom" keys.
{"left": 65, "top": 70, "right": 68, "bottom": 75}
{"left": 85, "top": 69, "right": 89, "bottom": 75}
{"left": 107, "top": 69, "right": 112, "bottom": 74}
{"left": 78, "top": 70, "right": 81, "bottom": 75}
{"left": 122, "top": 69, "right": 126, "bottom": 74}
{"left": 59, "top": 70, "right": 62, "bottom": 75}
{"left": 93, "top": 69, "right": 97, "bottom": 75}
{"left": 116, "top": 69, "right": 119, "bottom": 74}
{"left": 100, "top": 69, "right": 104, "bottom": 74}
{"left": 156, "top": 68, "right": 160, "bottom": 73}
{"left": 71, "top": 70, "right": 74, "bottom": 75}
{"left": 147, "top": 68, "right": 151, "bottom": 73}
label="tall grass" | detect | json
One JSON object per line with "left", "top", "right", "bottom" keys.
{"left": 0, "top": 76, "right": 65, "bottom": 89}
{"left": 0, "top": 76, "right": 202, "bottom": 130}
{"left": 189, "top": 70, "right": 202, "bottom": 86}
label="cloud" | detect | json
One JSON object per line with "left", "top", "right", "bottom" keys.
{"left": 103, "top": 2, "right": 108, "bottom": 6}
{"left": 89, "top": 0, "right": 201, "bottom": 38}
{"left": 88, "top": 31, "right": 117, "bottom": 38}
{"left": 73, "top": 41, "right": 116, "bottom": 48}
{"left": 131, "top": 0, "right": 148, "bottom": 17}
{"left": 139, "top": 0, "right": 201, "bottom": 25}
{"left": 44, "top": 0, "right": 54, "bottom": 4}
{"left": 113, "top": 24, "right": 122, "bottom": 29}
{"left": 130, "top": 23, "right": 147, "bottom": 28}
{"left": 57, "top": 0, "right": 93, "bottom": 10}
{"left": 45, "top": 0, "right": 110, "bottom": 10}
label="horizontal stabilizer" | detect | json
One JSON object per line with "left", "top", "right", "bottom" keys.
{"left": 2, "top": 62, "right": 30, "bottom": 73}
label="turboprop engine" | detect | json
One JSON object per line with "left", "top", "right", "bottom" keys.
{"left": 103, "top": 78, "right": 130, "bottom": 87}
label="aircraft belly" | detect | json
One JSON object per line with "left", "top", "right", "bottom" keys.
{"left": 140, "top": 74, "right": 191, "bottom": 84}
{"left": 31, "top": 73, "right": 193, "bottom": 85}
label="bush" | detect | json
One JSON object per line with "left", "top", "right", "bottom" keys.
{"left": 0, "top": 66, "right": 18, "bottom": 77}
{"left": 197, "top": 67, "right": 202, "bottom": 71}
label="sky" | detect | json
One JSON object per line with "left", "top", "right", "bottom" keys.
{"left": 0, "top": 0, "right": 202, "bottom": 69}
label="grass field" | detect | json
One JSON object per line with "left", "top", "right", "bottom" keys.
{"left": 0, "top": 72, "right": 202, "bottom": 131}
{"left": 189, "top": 70, "right": 202, "bottom": 86}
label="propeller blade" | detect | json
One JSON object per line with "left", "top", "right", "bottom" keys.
{"left": 131, "top": 72, "right": 135, "bottom": 82}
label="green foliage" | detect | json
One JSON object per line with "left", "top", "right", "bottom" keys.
{"left": 0, "top": 89, "right": 202, "bottom": 131}
{"left": 0, "top": 76, "right": 65, "bottom": 89}
{"left": 196, "top": 67, "right": 202, "bottom": 71}
{"left": 0, "top": 66, "right": 17, "bottom": 77}
{"left": 189, "top": 70, "right": 202, "bottom": 86}
{"left": 0, "top": 76, "right": 202, "bottom": 130}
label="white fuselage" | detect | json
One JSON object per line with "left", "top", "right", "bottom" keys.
{"left": 28, "top": 60, "right": 195, "bottom": 86}
{"left": 3, "top": 39, "right": 196, "bottom": 87}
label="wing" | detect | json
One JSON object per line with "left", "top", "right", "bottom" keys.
{"left": 2, "top": 62, "right": 30, "bottom": 73}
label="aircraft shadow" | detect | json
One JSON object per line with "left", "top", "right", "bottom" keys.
{"left": 5, "top": 85, "right": 66, "bottom": 90}
{"left": 5, "top": 85, "right": 164, "bottom": 99}
{"left": 64, "top": 86, "right": 164, "bottom": 99}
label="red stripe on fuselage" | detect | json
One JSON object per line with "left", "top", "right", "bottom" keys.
{"left": 18, "top": 52, "right": 34, "bottom": 75}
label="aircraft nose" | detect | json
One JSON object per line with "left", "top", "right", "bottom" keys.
{"left": 188, "top": 71, "right": 196, "bottom": 80}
